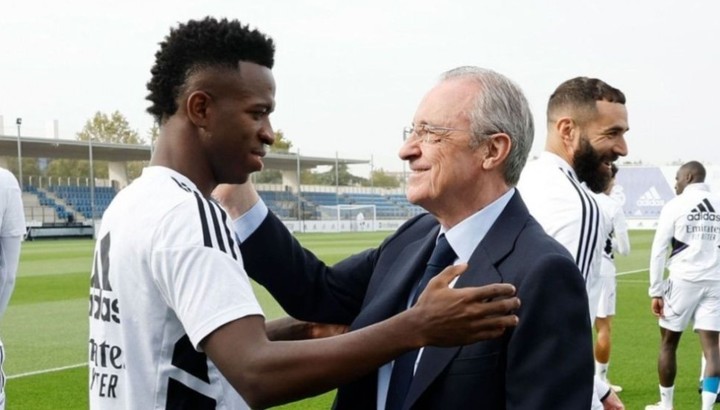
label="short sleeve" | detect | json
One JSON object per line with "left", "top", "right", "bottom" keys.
{"left": 0, "top": 176, "right": 26, "bottom": 237}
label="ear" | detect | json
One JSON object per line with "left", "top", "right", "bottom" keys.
{"left": 185, "top": 90, "right": 212, "bottom": 129}
{"left": 555, "top": 117, "right": 577, "bottom": 147}
{"left": 481, "top": 133, "right": 511, "bottom": 170}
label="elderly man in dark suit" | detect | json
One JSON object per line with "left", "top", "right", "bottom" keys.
{"left": 215, "top": 66, "right": 593, "bottom": 409}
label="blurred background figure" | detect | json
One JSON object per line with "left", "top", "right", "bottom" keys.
{"left": 646, "top": 161, "right": 720, "bottom": 410}
{"left": 0, "top": 166, "right": 26, "bottom": 410}
{"left": 593, "top": 163, "right": 630, "bottom": 392}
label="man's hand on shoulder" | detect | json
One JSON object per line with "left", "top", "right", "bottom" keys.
{"left": 411, "top": 264, "right": 520, "bottom": 347}
{"left": 213, "top": 182, "right": 260, "bottom": 219}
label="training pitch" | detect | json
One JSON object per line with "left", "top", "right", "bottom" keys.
{"left": 0, "top": 231, "right": 707, "bottom": 409}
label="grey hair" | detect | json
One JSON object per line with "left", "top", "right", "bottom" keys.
{"left": 440, "top": 66, "right": 534, "bottom": 185}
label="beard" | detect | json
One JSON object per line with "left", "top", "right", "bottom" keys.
{"left": 573, "top": 136, "right": 612, "bottom": 193}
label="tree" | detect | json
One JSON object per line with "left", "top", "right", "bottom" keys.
{"left": 270, "top": 129, "right": 292, "bottom": 152}
{"left": 364, "top": 168, "right": 400, "bottom": 188}
{"left": 1, "top": 157, "right": 40, "bottom": 186}
{"left": 254, "top": 169, "right": 283, "bottom": 184}
{"left": 147, "top": 123, "right": 159, "bottom": 148}
{"left": 300, "top": 169, "right": 321, "bottom": 185}
{"left": 307, "top": 163, "right": 367, "bottom": 186}
{"left": 77, "top": 111, "right": 145, "bottom": 144}
{"left": 46, "top": 111, "right": 148, "bottom": 181}
{"left": 46, "top": 156, "right": 103, "bottom": 179}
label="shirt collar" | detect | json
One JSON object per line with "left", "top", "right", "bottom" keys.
{"left": 142, "top": 166, "right": 200, "bottom": 192}
{"left": 684, "top": 182, "right": 711, "bottom": 193}
{"left": 540, "top": 151, "right": 577, "bottom": 180}
{"left": 441, "top": 188, "right": 515, "bottom": 263}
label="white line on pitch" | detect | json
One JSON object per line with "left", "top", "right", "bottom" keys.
{"left": 7, "top": 363, "right": 87, "bottom": 380}
{"left": 1, "top": 270, "right": 654, "bottom": 380}
{"left": 616, "top": 268, "right": 647, "bottom": 276}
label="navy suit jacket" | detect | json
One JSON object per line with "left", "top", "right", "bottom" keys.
{"left": 241, "top": 191, "right": 593, "bottom": 409}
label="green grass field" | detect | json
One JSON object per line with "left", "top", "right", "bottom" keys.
{"left": 0, "top": 231, "right": 710, "bottom": 409}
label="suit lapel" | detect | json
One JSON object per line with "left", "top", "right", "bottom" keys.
{"left": 350, "top": 225, "right": 440, "bottom": 330}
{"left": 403, "top": 192, "right": 530, "bottom": 409}
{"left": 335, "top": 225, "right": 439, "bottom": 409}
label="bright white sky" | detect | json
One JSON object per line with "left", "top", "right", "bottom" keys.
{"left": 1, "top": 0, "right": 718, "bottom": 175}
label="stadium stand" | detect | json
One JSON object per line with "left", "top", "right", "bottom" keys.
{"left": 46, "top": 185, "right": 116, "bottom": 219}
{"left": 16, "top": 164, "right": 712, "bottom": 234}
{"left": 343, "top": 192, "right": 410, "bottom": 219}
{"left": 22, "top": 186, "right": 66, "bottom": 224}
{"left": 257, "top": 190, "right": 301, "bottom": 219}
{"left": 255, "top": 189, "right": 427, "bottom": 220}
{"left": 385, "top": 194, "right": 425, "bottom": 218}
{"left": 22, "top": 183, "right": 117, "bottom": 225}
{"left": 23, "top": 182, "right": 410, "bottom": 225}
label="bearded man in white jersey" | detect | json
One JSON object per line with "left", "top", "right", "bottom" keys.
{"left": 517, "top": 77, "right": 629, "bottom": 410}
{"left": 87, "top": 17, "right": 521, "bottom": 410}
{"left": 646, "top": 161, "right": 720, "bottom": 410}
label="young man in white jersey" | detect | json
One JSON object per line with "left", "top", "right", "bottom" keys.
{"left": 0, "top": 167, "right": 25, "bottom": 410}
{"left": 517, "top": 77, "right": 630, "bottom": 410}
{"left": 87, "top": 17, "right": 522, "bottom": 410}
{"left": 646, "top": 161, "right": 720, "bottom": 410}
{"left": 593, "top": 164, "right": 630, "bottom": 392}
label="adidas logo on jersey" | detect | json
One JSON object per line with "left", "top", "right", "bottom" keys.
{"left": 637, "top": 187, "right": 665, "bottom": 206}
{"left": 687, "top": 198, "right": 720, "bottom": 221}
{"left": 90, "top": 234, "right": 121, "bottom": 324}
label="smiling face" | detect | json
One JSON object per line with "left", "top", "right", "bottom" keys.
{"left": 573, "top": 133, "right": 610, "bottom": 193}
{"left": 399, "top": 77, "right": 488, "bottom": 221}
{"left": 571, "top": 100, "right": 629, "bottom": 191}
{"left": 201, "top": 61, "right": 276, "bottom": 185}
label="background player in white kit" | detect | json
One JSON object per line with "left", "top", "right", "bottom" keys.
{"left": 646, "top": 161, "right": 720, "bottom": 410}
{"left": 517, "top": 76, "right": 629, "bottom": 410}
{"left": 593, "top": 163, "right": 630, "bottom": 393}
{"left": 87, "top": 17, "right": 521, "bottom": 410}
{"left": 0, "top": 167, "right": 25, "bottom": 410}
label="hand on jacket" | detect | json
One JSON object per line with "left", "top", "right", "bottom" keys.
{"left": 411, "top": 263, "right": 520, "bottom": 347}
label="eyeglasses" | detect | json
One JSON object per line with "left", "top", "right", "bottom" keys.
{"left": 402, "top": 123, "right": 471, "bottom": 144}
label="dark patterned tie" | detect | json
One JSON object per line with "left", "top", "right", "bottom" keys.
{"left": 385, "top": 234, "right": 457, "bottom": 410}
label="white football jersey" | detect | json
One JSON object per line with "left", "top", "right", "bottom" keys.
{"left": 89, "top": 166, "right": 263, "bottom": 409}
{"left": 0, "top": 166, "right": 25, "bottom": 317}
{"left": 0, "top": 167, "right": 25, "bottom": 400}
{"left": 0, "top": 168, "right": 25, "bottom": 240}
{"left": 594, "top": 192, "right": 630, "bottom": 277}
{"left": 518, "top": 151, "right": 608, "bottom": 409}
{"left": 649, "top": 183, "right": 720, "bottom": 297}
{"left": 518, "top": 152, "right": 603, "bottom": 292}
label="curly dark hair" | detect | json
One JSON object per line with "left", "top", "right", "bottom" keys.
{"left": 146, "top": 17, "right": 275, "bottom": 123}
{"left": 546, "top": 77, "right": 625, "bottom": 123}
